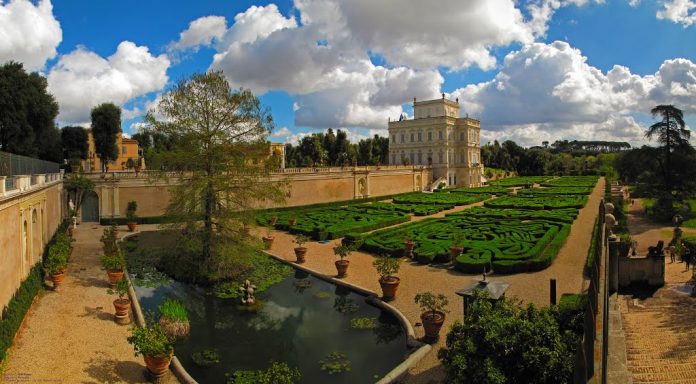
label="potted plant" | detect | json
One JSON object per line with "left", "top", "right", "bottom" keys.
{"left": 289, "top": 216, "right": 297, "bottom": 226}
{"left": 262, "top": 228, "right": 274, "bottom": 250}
{"left": 293, "top": 234, "right": 310, "bottom": 263}
{"left": 373, "top": 255, "right": 401, "bottom": 301}
{"left": 333, "top": 245, "right": 354, "bottom": 278}
{"left": 414, "top": 292, "right": 449, "bottom": 342}
{"left": 127, "top": 323, "right": 174, "bottom": 378}
{"left": 269, "top": 214, "right": 278, "bottom": 226}
{"left": 101, "top": 248, "right": 126, "bottom": 285}
{"left": 126, "top": 201, "right": 138, "bottom": 232}
{"left": 158, "top": 298, "right": 190, "bottom": 339}
{"left": 45, "top": 245, "right": 68, "bottom": 290}
{"left": 449, "top": 235, "right": 465, "bottom": 261}
{"left": 108, "top": 279, "right": 131, "bottom": 325}
{"left": 403, "top": 236, "right": 416, "bottom": 258}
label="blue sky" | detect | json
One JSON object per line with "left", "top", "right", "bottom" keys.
{"left": 2, "top": 0, "right": 696, "bottom": 147}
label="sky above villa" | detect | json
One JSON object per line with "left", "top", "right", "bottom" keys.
{"left": 2, "top": 0, "right": 696, "bottom": 148}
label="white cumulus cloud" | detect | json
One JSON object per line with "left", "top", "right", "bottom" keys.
{"left": 170, "top": 15, "right": 227, "bottom": 51}
{"left": 47, "top": 41, "right": 170, "bottom": 125}
{"left": 0, "top": 0, "right": 62, "bottom": 71}
{"left": 657, "top": 0, "right": 696, "bottom": 27}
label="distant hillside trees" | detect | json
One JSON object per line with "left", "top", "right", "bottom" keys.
{"left": 0, "top": 61, "right": 60, "bottom": 162}
{"left": 283, "top": 129, "right": 389, "bottom": 167}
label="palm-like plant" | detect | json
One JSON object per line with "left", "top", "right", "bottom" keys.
{"left": 645, "top": 105, "right": 689, "bottom": 191}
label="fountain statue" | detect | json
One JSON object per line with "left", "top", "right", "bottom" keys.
{"left": 239, "top": 280, "right": 257, "bottom": 305}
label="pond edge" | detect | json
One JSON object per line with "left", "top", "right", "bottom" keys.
{"left": 265, "top": 252, "right": 432, "bottom": 384}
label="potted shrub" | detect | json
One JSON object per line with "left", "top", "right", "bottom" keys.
{"left": 45, "top": 245, "right": 68, "bottom": 290}
{"left": 110, "top": 222, "right": 120, "bottom": 237}
{"left": 373, "top": 255, "right": 401, "bottom": 301}
{"left": 101, "top": 248, "right": 126, "bottom": 285}
{"left": 127, "top": 323, "right": 174, "bottom": 378}
{"left": 262, "top": 228, "right": 274, "bottom": 250}
{"left": 403, "top": 236, "right": 416, "bottom": 258}
{"left": 293, "top": 234, "right": 310, "bottom": 263}
{"left": 108, "top": 279, "right": 131, "bottom": 325}
{"left": 269, "top": 214, "right": 278, "bottom": 226}
{"left": 289, "top": 216, "right": 297, "bottom": 226}
{"left": 333, "top": 245, "right": 354, "bottom": 278}
{"left": 414, "top": 292, "right": 449, "bottom": 342}
{"left": 126, "top": 201, "right": 138, "bottom": 232}
{"left": 158, "top": 298, "right": 190, "bottom": 339}
{"left": 449, "top": 235, "right": 465, "bottom": 262}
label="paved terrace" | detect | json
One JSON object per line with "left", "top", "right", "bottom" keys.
{"left": 3, "top": 178, "right": 604, "bottom": 384}
{"left": 619, "top": 199, "right": 696, "bottom": 384}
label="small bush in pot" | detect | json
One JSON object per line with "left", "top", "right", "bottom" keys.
{"left": 45, "top": 245, "right": 68, "bottom": 290}
{"left": 333, "top": 245, "right": 355, "bottom": 278}
{"left": 158, "top": 298, "right": 190, "bottom": 339}
{"left": 293, "top": 234, "right": 310, "bottom": 263}
{"left": 101, "top": 248, "right": 126, "bottom": 285}
{"left": 414, "top": 292, "right": 449, "bottom": 342}
{"left": 107, "top": 279, "right": 131, "bottom": 325}
{"left": 403, "top": 236, "right": 415, "bottom": 258}
{"left": 126, "top": 201, "right": 138, "bottom": 232}
{"left": 373, "top": 255, "right": 401, "bottom": 301}
{"left": 128, "top": 323, "right": 174, "bottom": 378}
{"left": 449, "top": 235, "right": 465, "bottom": 262}
{"left": 262, "top": 228, "right": 274, "bottom": 250}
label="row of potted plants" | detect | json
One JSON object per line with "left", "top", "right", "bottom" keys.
{"left": 45, "top": 230, "right": 72, "bottom": 290}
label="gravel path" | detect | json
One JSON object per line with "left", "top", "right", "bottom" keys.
{"left": 264, "top": 177, "right": 605, "bottom": 383}
{"left": 2, "top": 224, "right": 177, "bottom": 384}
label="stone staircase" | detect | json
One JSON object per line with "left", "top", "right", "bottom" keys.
{"left": 621, "top": 286, "right": 696, "bottom": 384}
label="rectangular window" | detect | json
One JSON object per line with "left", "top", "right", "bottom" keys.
{"left": 417, "top": 132, "right": 422, "bottom": 141}
{"left": 417, "top": 152, "right": 422, "bottom": 164}
{"left": 438, "top": 153, "right": 443, "bottom": 163}
{"left": 428, "top": 131, "right": 432, "bottom": 141}
{"left": 438, "top": 131, "right": 443, "bottom": 140}
{"left": 392, "top": 135, "right": 396, "bottom": 143}
{"left": 401, "top": 134, "right": 405, "bottom": 143}
{"left": 460, "top": 132, "right": 464, "bottom": 141}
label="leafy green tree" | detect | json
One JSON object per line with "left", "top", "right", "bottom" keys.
{"left": 61, "top": 126, "right": 88, "bottom": 169}
{"left": 0, "top": 61, "right": 59, "bottom": 160}
{"left": 438, "top": 290, "right": 576, "bottom": 384}
{"left": 145, "top": 71, "right": 286, "bottom": 283}
{"left": 64, "top": 174, "right": 95, "bottom": 217}
{"left": 91, "top": 103, "right": 121, "bottom": 171}
{"left": 645, "top": 105, "right": 690, "bottom": 192}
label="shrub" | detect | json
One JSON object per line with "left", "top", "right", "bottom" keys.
{"left": 126, "top": 201, "right": 138, "bottom": 222}
{"left": 101, "top": 248, "right": 126, "bottom": 271}
{"left": 127, "top": 323, "right": 174, "bottom": 357}
{"left": 414, "top": 292, "right": 449, "bottom": 317}
{"left": 373, "top": 255, "right": 400, "bottom": 280}
{"left": 107, "top": 279, "right": 130, "bottom": 300}
{"left": 158, "top": 298, "right": 188, "bottom": 322}
{"left": 44, "top": 244, "right": 68, "bottom": 274}
{"left": 438, "top": 290, "right": 575, "bottom": 384}
{"left": 0, "top": 265, "right": 42, "bottom": 361}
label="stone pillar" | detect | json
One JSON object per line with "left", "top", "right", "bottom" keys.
{"left": 608, "top": 239, "right": 620, "bottom": 294}
{"left": 0, "top": 176, "right": 5, "bottom": 197}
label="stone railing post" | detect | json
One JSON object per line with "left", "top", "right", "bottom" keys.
{"left": 0, "top": 176, "right": 5, "bottom": 197}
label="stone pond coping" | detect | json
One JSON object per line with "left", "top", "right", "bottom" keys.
{"left": 120, "top": 230, "right": 430, "bottom": 384}
{"left": 266, "top": 253, "right": 432, "bottom": 384}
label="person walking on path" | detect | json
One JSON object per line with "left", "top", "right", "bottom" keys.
{"left": 669, "top": 244, "right": 676, "bottom": 263}
{"left": 683, "top": 244, "right": 692, "bottom": 271}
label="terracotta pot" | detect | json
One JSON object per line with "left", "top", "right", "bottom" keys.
{"left": 421, "top": 310, "right": 446, "bottom": 341}
{"left": 294, "top": 247, "right": 307, "bottom": 263}
{"left": 143, "top": 353, "right": 173, "bottom": 378}
{"left": 289, "top": 218, "right": 297, "bottom": 226}
{"left": 262, "top": 236, "right": 274, "bottom": 250}
{"left": 113, "top": 298, "right": 131, "bottom": 325}
{"left": 270, "top": 216, "right": 278, "bottom": 226}
{"left": 127, "top": 222, "right": 137, "bottom": 232}
{"left": 404, "top": 241, "right": 415, "bottom": 258}
{"left": 449, "top": 246, "right": 464, "bottom": 261}
{"left": 379, "top": 276, "right": 400, "bottom": 301}
{"left": 51, "top": 272, "right": 65, "bottom": 290}
{"left": 107, "top": 269, "right": 125, "bottom": 285}
{"left": 335, "top": 259, "right": 350, "bottom": 278}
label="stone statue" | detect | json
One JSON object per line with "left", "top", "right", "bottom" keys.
{"left": 239, "top": 280, "right": 257, "bottom": 305}
{"left": 68, "top": 198, "right": 75, "bottom": 212}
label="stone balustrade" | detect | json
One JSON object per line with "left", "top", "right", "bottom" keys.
{"left": 0, "top": 172, "right": 63, "bottom": 200}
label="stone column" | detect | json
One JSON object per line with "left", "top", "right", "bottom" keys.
{"left": 0, "top": 176, "right": 5, "bottom": 197}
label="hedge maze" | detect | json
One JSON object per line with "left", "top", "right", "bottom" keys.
{"left": 516, "top": 186, "right": 593, "bottom": 195}
{"left": 484, "top": 195, "right": 588, "bottom": 210}
{"left": 487, "top": 176, "right": 553, "bottom": 187}
{"left": 392, "top": 192, "right": 490, "bottom": 206}
{"left": 446, "top": 186, "right": 511, "bottom": 195}
{"left": 541, "top": 176, "right": 599, "bottom": 187}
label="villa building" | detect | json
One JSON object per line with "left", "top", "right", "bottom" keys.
{"left": 388, "top": 94, "right": 483, "bottom": 187}
{"left": 82, "top": 131, "right": 143, "bottom": 172}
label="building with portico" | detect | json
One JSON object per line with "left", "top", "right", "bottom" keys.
{"left": 387, "top": 94, "right": 483, "bottom": 188}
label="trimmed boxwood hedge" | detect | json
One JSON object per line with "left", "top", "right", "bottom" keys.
{"left": 484, "top": 195, "right": 588, "bottom": 210}
{"left": 392, "top": 192, "right": 490, "bottom": 205}
{"left": 1, "top": 219, "right": 69, "bottom": 361}
{"left": 447, "top": 206, "right": 579, "bottom": 223}
{"left": 540, "top": 176, "right": 599, "bottom": 187}
{"left": 371, "top": 202, "right": 455, "bottom": 216}
{"left": 516, "top": 186, "right": 594, "bottom": 196}
{"left": 441, "top": 186, "right": 511, "bottom": 195}
{"left": 487, "top": 176, "right": 554, "bottom": 187}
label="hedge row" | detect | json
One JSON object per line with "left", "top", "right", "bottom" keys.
{"left": 516, "top": 186, "right": 594, "bottom": 196}
{"left": 447, "top": 206, "right": 579, "bottom": 223}
{"left": 371, "top": 202, "right": 455, "bottom": 216}
{"left": 487, "top": 176, "right": 554, "bottom": 187}
{"left": 484, "top": 195, "right": 588, "bottom": 210}
{"left": 446, "top": 186, "right": 511, "bottom": 195}
{"left": 257, "top": 204, "right": 409, "bottom": 240}
{"left": 392, "top": 192, "right": 491, "bottom": 205}
{"left": 0, "top": 219, "right": 69, "bottom": 361}
{"left": 541, "top": 176, "right": 599, "bottom": 187}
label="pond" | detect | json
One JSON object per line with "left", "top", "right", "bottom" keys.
{"left": 129, "top": 238, "right": 409, "bottom": 383}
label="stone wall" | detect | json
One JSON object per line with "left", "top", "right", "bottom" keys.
{"left": 84, "top": 166, "right": 432, "bottom": 219}
{"left": 0, "top": 176, "right": 64, "bottom": 310}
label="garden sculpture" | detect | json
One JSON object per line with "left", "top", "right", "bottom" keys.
{"left": 240, "top": 280, "right": 257, "bottom": 305}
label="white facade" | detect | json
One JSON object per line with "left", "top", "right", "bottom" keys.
{"left": 387, "top": 95, "right": 483, "bottom": 188}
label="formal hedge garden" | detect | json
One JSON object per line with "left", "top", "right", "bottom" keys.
{"left": 371, "top": 202, "right": 455, "bottom": 216}
{"left": 541, "top": 176, "right": 599, "bottom": 187}
{"left": 392, "top": 192, "right": 491, "bottom": 205}
{"left": 440, "top": 186, "right": 511, "bottom": 195}
{"left": 447, "top": 206, "right": 579, "bottom": 223}
{"left": 484, "top": 195, "right": 588, "bottom": 210}
{"left": 516, "top": 186, "right": 594, "bottom": 195}
{"left": 256, "top": 204, "right": 409, "bottom": 240}
{"left": 487, "top": 176, "right": 553, "bottom": 187}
